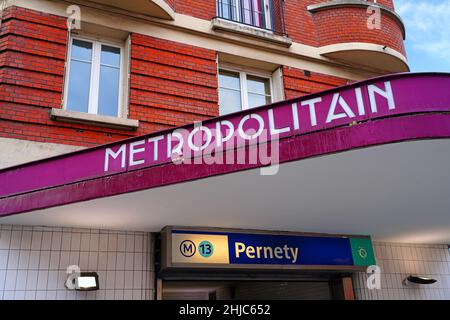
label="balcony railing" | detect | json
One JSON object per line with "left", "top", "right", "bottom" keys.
{"left": 216, "top": 0, "right": 286, "bottom": 35}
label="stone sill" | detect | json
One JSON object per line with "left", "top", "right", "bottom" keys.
{"left": 211, "top": 18, "right": 292, "bottom": 47}
{"left": 50, "top": 109, "right": 139, "bottom": 131}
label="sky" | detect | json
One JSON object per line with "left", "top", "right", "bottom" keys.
{"left": 395, "top": 0, "right": 450, "bottom": 72}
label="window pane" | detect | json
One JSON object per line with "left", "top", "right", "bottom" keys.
{"left": 247, "top": 75, "right": 271, "bottom": 95}
{"left": 101, "top": 45, "right": 121, "bottom": 67}
{"left": 219, "top": 88, "right": 242, "bottom": 115}
{"left": 248, "top": 93, "right": 269, "bottom": 108}
{"left": 66, "top": 60, "right": 92, "bottom": 113}
{"left": 98, "top": 65, "right": 120, "bottom": 117}
{"left": 71, "top": 39, "right": 93, "bottom": 61}
{"left": 219, "top": 70, "right": 240, "bottom": 90}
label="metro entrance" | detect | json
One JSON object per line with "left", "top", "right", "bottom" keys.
{"left": 159, "top": 279, "right": 347, "bottom": 300}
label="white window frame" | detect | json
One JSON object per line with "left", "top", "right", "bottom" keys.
{"left": 228, "top": 0, "right": 272, "bottom": 30}
{"left": 219, "top": 65, "right": 274, "bottom": 114}
{"left": 63, "top": 35, "right": 126, "bottom": 118}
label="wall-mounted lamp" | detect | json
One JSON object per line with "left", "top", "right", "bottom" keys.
{"left": 403, "top": 275, "right": 437, "bottom": 286}
{"left": 66, "top": 268, "right": 99, "bottom": 291}
{"left": 76, "top": 272, "right": 100, "bottom": 291}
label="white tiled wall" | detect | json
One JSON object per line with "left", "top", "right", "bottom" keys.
{"left": 0, "top": 224, "right": 155, "bottom": 300}
{"left": 354, "top": 242, "right": 450, "bottom": 300}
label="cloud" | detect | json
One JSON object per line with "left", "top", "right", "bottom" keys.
{"left": 395, "top": 0, "right": 450, "bottom": 60}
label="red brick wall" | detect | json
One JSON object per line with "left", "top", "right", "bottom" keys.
{"left": 0, "top": 6, "right": 218, "bottom": 147}
{"left": 282, "top": 66, "right": 349, "bottom": 100}
{"left": 169, "top": 0, "right": 403, "bottom": 54}
{"left": 0, "top": 5, "right": 357, "bottom": 149}
{"left": 311, "top": 6, "right": 406, "bottom": 55}
{"left": 0, "top": 6, "right": 133, "bottom": 146}
{"left": 129, "top": 33, "right": 218, "bottom": 130}
{"left": 173, "top": 0, "right": 216, "bottom": 20}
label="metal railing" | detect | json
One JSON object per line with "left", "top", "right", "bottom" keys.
{"left": 216, "top": 0, "right": 286, "bottom": 35}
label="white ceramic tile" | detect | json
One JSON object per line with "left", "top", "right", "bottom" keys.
{"left": 61, "top": 233, "right": 71, "bottom": 251}
{"left": 107, "top": 252, "right": 117, "bottom": 270}
{"left": 133, "top": 271, "right": 142, "bottom": 289}
{"left": 108, "top": 234, "right": 118, "bottom": 252}
{"left": 3, "top": 291, "right": 15, "bottom": 300}
{"left": 56, "top": 290, "right": 67, "bottom": 300}
{"left": 15, "top": 270, "right": 27, "bottom": 290}
{"left": 114, "top": 289, "right": 124, "bottom": 300}
{"left": 28, "top": 251, "right": 40, "bottom": 270}
{"left": 69, "top": 251, "right": 80, "bottom": 266}
{"left": 59, "top": 252, "right": 70, "bottom": 270}
{"left": 0, "top": 225, "right": 153, "bottom": 300}
{"left": 14, "top": 290, "right": 25, "bottom": 300}
{"left": 115, "top": 271, "right": 125, "bottom": 289}
{"left": 51, "top": 232, "right": 62, "bottom": 251}
{"left": 20, "top": 231, "right": 32, "bottom": 250}
{"left": 125, "top": 234, "right": 135, "bottom": 252}
{"left": 39, "top": 251, "right": 50, "bottom": 270}
{"left": 49, "top": 251, "right": 60, "bottom": 270}
{"left": 40, "top": 232, "right": 52, "bottom": 250}
{"left": 125, "top": 253, "right": 134, "bottom": 270}
{"left": 0, "top": 250, "right": 8, "bottom": 269}
{"left": 80, "top": 233, "right": 90, "bottom": 251}
{"left": 105, "top": 289, "right": 115, "bottom": 300}
{"left": 18, "top": 250, "right": 30, "bottom": 270}
{"left": 134, "top": 253, "right": 143, "bottom": 271}
{"left": 0, "top": 270, "right": 6, "bottom": 292}
{"left": 37, "top": 270, "right": 48, "bottom": 290}
{"left": 31, "top": 232, "right": 42, "bottom": 250}
{"left": 46, "top": 290, "right": 57, "bottom": 300}
{"left": 98, "top": 252, "right": 108, "bottom": 270}
{"left": 26, "top": 270, "right": 38, "bottom": 290}
{"left": 106, "top": 270, "right": 115, "bottom": 289}
{"left": 117, "top": 234, "right": 126, "bottom": 252}
{"left": 36, "top": 290, "right": 47, "bottom": 300}
{"left": 116, "top": 252, "right": 125, "bottom": 270}
{"left": 124, "top": 271, "right": 133, "bottom": 289}
{"left": 70, "top": 233, "right": 81, "bottom": 251}
{"left": 135, "top": 235, "right": 143, "bottom": 252}
{"left": 88, "top": 252, "right": 98, "bottom": 270}
{"left": 99, "top": 234, "right": 108, "bottom": 252}
{"left": 4, "top": 270, "right": 17, "bottom": 290}
{"left": 79, "top": 252, "right": 89, "bottom": 270}
{"left": 0, "top": 230, "right": 11, "bottom": 249}
{"left": 10, "top": 231, "right": 22, "bottom": 250}
{"left": 124, "top": 289, "right": 133, "bottom": 300}
{"left": 89, "top": 233, "right": 99, "bottom": 251}
{"left": 132, "top": 289, "right": 142, "bottom": 300}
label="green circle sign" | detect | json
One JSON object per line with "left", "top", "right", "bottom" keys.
{"left": 358, "top": 247, "right": 368, "bottom": 259}
{"left": 199, "top": 240, "right": 214, "bottom": 258}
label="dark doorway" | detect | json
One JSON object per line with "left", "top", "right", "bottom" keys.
{"left": 162, "top": 280, "right": 333, "bottom": 300}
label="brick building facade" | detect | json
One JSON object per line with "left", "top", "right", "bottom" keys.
{"left": 4, "top": 1, "right": 447, "bottom": 303}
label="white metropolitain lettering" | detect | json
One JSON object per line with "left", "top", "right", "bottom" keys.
{"left": 326, "top": 93, "right": 356, "bottom": 123}
{"left": 188, "top": 126, "right": 212, "bottom": 152}
{"left": 301, "top": 97, "right": 322, "bottom": 126}
{"left": 291, "top": 103, "right": 300, "bottom": 130}
{"left": 355, "top": 87, "right": 366, "bottom": 116}
{"left": 368, "top": 81, "right": 396, "bottom": 112}
{"left": 238, "top": 114, "right": 265, "bottom": 140}
{"left": 104, "top": 144, "right": 126, "bottom": 172}
{"left": 148, "top": 135, "right": 164, "bottom": 162}
{"left": 216, "top": 120, "right": 234, "bottom": 147}
{"left": 268, "top": 108, "right": 290, "bottom": 135}
{"left": 129, "top": 140, "right": 146, "bottom": 166}
{"left": 167, "top": 131, "right": 184, "bottom": 157}
{"left": 215, "top": 120, "right": 235, "bottom": 147}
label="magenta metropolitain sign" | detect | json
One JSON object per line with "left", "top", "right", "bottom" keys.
{"left": 1, "top": 73, "right": 450, "bottom": 215}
